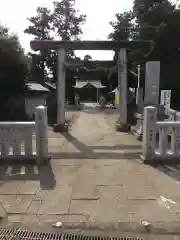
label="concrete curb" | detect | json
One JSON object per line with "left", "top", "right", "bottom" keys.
{"left": 4, "top": 214, "right": 180, "bottom": 235}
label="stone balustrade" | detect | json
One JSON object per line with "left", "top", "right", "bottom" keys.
{"left": 0, "top": 106, "right": 48, "bottom": 165}
{"left": 0, "top": 122, "right": 35, "bottom": 157}
{"left": 142, "top": 106, "right": 180, "bottom": 163}
{"left": 166, "top": 107, "right": 180, "bottom": 121}
{"left": 156, "top": 122, "right": 180, "bottom": 157}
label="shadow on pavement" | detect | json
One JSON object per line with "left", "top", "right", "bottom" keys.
{"left": 39, "top": 164, "right": 56, "bottom": 190}
{"left": 61, "top": 132, "right": 96, "bottom": 158}
{"left": 150, "top": 163, "right": 180, "bottom": 183}
{"left": 49, "top": 152, "right": 140, "bottom": 160}
{"left": 50, "top": 132, "right": 141, "bottom": 160}
{"left": 92, "top": 145, "right": 141, "bottom": 150}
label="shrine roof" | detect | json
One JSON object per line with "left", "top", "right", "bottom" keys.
{"left": 74, "top": 80, "right": 106, "bottom": 89}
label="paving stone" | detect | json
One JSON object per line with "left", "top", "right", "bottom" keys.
{"left": 27, "top": 200, "right": 42, "bottom": 214}
{"left": 8, "top": 214, "right": 37, "bottom": 224}
{"left": 49, "top": 138, "right": 80, "bottom": 153}
{"left": 1, "top": 195, "right": 34, "bottom": 214}
{"left": 69, "top": 199, "right": 99, "bottom": 216}
{"left": 93, "top": 166, "right": 122, "bottom": 185}
{"left": 123, "top": 182, "right": 157, "bottom": 200}
{"left": 68, "top": 214, "right": 88, "bottom": 223}
{"left": 76, "top": 164, "right": 100, "bottom": 175}
{"left": 0, "top": 182, "right": 23, "bottom": 195}
{"left": 17, "top": 181, "right": 40, "bottom": 195}
{"left": 0, "top": 194, "right": 13, "bottom": 203}
{"left": 52, "top": 159, "right": 84, "bottom": 166}
{"left": 37, "top": 214, "right": 88, "bottom": 227}
{"left": 38, "top": 186, "right": 72, "bottom": 214}
{"left": 92, "top": 186, "right": 131, "bottom": 222}
{"left": 34, "top": 190, "right": 47, "bottom": 200}
{"left": 129, "top": 200, "right": 180, "bottom": 223}
{"left": 72, "top": 185, "right": 99, "bottom": 200}
{"left": 73, "top": 173, "right": 98, "bottom": 187}
{"left": 121, "top": 173, "right": 158, "bottom": 200}
{"left": 73, "top": 166, "right": 121, "bottom": 187}
{"left": 55, "top": 173, "right": 78, "bottom": 186}
{"left": 147, "top": 170, "right": 180, "bottom": 198}
{"left": 39, "top": 214, "right": 69, "bottom": 223}
{"left": 55, "top": 166, "right": 80, "bottom": 185}
{"left": 0, "top": 202, "right": 7, "bottom": 219}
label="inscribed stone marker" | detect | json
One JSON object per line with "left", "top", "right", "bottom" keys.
{"left": 144, "top": 61, "right": 160, "bottom": 106}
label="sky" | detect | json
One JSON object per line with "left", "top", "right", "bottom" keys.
{"left": 0, "top": 0, "right": 133, "bottom": 60}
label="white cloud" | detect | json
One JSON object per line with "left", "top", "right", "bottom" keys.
{"left": 0, "top": 0, "right": 133, "bottom": 60}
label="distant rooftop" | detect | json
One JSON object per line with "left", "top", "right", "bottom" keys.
{"left": 44, "top": 82, "right": 56, "bottom": 90}
{"left": 26, "top": 83, "right": 49, "bottom": 92}
{"left": 74, "top": 80, "right": 106, "bottom": 89}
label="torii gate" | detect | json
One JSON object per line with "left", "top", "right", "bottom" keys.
{"left": 30, "top": 40, "right": 152, "bottom": 132}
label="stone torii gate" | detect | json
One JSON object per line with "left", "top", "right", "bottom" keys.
{"left": 30, "top": 40, "right": 152, "bottom": 132}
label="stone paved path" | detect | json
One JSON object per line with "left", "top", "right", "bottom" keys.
{"left": 0, "top": 108, "right": 180, "bottom": 235}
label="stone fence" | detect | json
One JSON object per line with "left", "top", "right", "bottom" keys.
{"left": 142, "top": 106, "right": 180, "bottom": 163}
{"left": 166, "top": 107, "right": 180, "bottom": 121}
{"left": 0, "top": 106, "right": 48, "bottom": 165}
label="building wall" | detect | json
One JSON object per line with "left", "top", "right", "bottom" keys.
{"left": 77, "top": 87, "right": 100, "bottom": 102}
{"left": 25, "top": 97, "right": 47, "bottom": 117}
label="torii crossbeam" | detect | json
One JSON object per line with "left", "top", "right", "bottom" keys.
{"left": 30, "top": 40, "right": 153, "bottom": 132}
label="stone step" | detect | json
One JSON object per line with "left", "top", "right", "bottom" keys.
{"left": 49, "top": 148, "right": 141, "bottom": 160}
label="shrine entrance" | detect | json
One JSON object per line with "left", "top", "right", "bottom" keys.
{"left": 74, "top": 80, "right": 106, "bottom": 103}
{"left": 30, "top": 40, "right": 152, "bottom": 133}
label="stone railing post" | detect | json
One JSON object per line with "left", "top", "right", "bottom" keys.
{"left": 142, "top": 106, "right": 157, "bottom": 161}
{"left": 35, "top": 106, "right": 48, "bottom": 165}
{"left": 136, "top": 88, "right": 144, "bottom": 112}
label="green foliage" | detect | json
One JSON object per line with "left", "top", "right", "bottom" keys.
{"left": 0, "top": 25, "right": 28, "bottom": 98}
{"left": 109, "top": 0, "right": 180, "bottom": 93}
{"left": 83, "top": 55, "right": 92, "bottom": 61}
{"left": 109, "top": 12, "right": 135, "bottom": 41}
{"left": 0, "top": 25, "right": 29, "bottom": 120}
{"left": 24, "top": 7, "right": 54, "bottom": 83}
{"left": 53, "top": 0, "right": 86, "bottom": 41}
{"left": 24, "top": 0, "right": 86, "bottom": 85}
{"left": 24, "top": 7, "right": 53, "bottom": 40}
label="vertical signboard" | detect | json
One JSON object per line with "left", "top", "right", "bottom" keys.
{"left": 144, "top": 61, "right": 160, "bottom": 106}
{"left": 160, "top": 90, "right": 171, "bottom": 114}
{"left": 160, "top": 90, "right": 171, "bottom": 108}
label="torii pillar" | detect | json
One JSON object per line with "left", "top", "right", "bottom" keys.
{"left": 116, "top": 48, "right": 129, "bottom": 132}
{"left": 54, "top": 48, "right": 67, "bottom": 132}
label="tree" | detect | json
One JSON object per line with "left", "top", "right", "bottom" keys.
{"left": 0, "top": 25, "right": 29, "bottom": 120}
{"left": 47, "top": 0, "right": 86, "bottom": 81}
{"left": 52, "top": 0, "right": 86, "bottom": 41}
{"left": 109, "top": 12, "right": 135, "bottom": 41}
{"left": 132, "top": 0, "right": 180, "bottom": 88}
{"left": 0, "top": 26, "right": 28, "bottom": 97}
{"left": 49, "top": 0, "right": 86, "bottom": 102}
{"left": 83, "top": 55, "right": 92, "bottom": 61}
{"left": 109, "top": 0, "right": 180, "bottom": 109}
{"left": 27, "top": 52, "right": 49, "bottom": 82}
{"left": 24, "top": 7, "right": 53, "bottom": 83}
{"left": 108, "top": 11, "right": 137, "bottom": 65}
{"left": 25, "top": 1, "right": 86, "bottom": 87}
